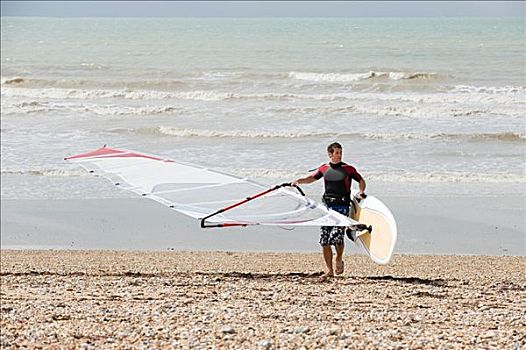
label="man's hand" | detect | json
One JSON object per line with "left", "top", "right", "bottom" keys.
{"left": 356, "top": 192, "right": 367, "bottom": 200}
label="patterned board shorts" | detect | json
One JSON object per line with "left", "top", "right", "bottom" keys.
{"left": 320, "top": 204, "right": 350, "bottom": 247}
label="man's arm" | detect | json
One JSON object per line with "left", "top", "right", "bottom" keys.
{"left": 346, "top": 165, "right": 366, "bottom": 198}
{"left": 358, "top": 178, "right": 366, "bottom": 198}
{"left": 292, "top": 174, "right": 317, "bottom": 186}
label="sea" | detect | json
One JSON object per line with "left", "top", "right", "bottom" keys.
{"left": 1, "top": 17, "right": 525, "bottom": 252}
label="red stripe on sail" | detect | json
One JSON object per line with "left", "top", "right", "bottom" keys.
{"left": 95, "top": 153, "right": 174, "bottom": 162}
{"left": 65, "top": 147, "right": 124, "bottom": 160}
{"left": 66, "top": 148, "right": 174, "bottom": 162}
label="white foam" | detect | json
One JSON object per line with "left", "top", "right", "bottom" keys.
{"left": 112, "top": 127, "right": 526, "bottom": 142}
{"left": 230, "top": 169, "right": 526, "bottom": 184}
{"left": 0, "top": 87, "right": 301, "bottom": 102}
{"left": 388, "top": 72, "right": 438, "bottom": 80}
{"left": 0, "top": 76, "right": 187, "bottom": 89}
{"left": 451, "top": 85, "right": 526, "bottom": 94}
{"left": 1, "top": 87, "right": 237, "bottom": 101}
{"left": 366, "top": 171, "right": 526, "bottom": 183}
{"left": 157, "top": 127, "right": 326, "bottom": 138}
{"left": 289, "top": 71, "right": 379, "bottom": 82}
{"left": 2, "top": 83, "right": 524, "bottom": 119}
{"left": 289, "top": 71, "right": 438, "bottom": 82}
{"left": 4, "top": 85, "right": 523, "bottom": 104}
{"left": 1, "top": 167, "right": 89, "bottom": 177}
{"left": 109, "top": 126, "right": 331, "bottom": 139}
{"left": 1, "top": 100, "right": 183, "bottom": 116}
{"left": 79, "top": 63, "right": 108, "bottom": 70}
{"left": 193, "top": 71, "right": 242, "bottom": 80}
{"left": 361, "top": 132, "right": 526, "bottom": 141}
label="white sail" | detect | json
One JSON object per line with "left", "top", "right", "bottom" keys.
{"left": 65, "top": 146, "right": 358, "bottom": 228}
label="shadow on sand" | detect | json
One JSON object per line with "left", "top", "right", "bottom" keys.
{"left": 364, "top": 275, "right": 447, "bottom": 287}
{"left": 1, "top": 271, "right": 448, "bottom": 286}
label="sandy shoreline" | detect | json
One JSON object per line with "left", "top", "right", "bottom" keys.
{"left": 1, "top": 250, "right": 524, "bottom": 349}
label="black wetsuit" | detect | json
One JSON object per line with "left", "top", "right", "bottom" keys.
{"left": 312, "top": 161, "right": 363, "bottom": 246}
{"left": 313, "top": 161, "right": 363, "bottom": 205}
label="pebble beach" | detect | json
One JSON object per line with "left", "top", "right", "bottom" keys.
{"left": 1, "top": 250, "right": 524, "bottom": 349}
{"left": 2, "top": 10, "right": 526, "bottom": 350}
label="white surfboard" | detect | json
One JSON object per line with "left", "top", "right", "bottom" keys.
{"left": 350, "top": 189, "right": 397, "bottom": 264}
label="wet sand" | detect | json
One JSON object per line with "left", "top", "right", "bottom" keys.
{"left": 1, "top": 250, "right": 525, "bottom": 349}
{"left": 2, "top": 196, "right": 525, "bottom": 254}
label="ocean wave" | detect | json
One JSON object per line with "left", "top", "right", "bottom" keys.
{"left": 192, "top": 71, "right": 245, "bottom": 81}
{"left": 289, "top": 71, "right": 439, "bottom": 82}
{"left": 4, "top": 85, "right": 523, "bottom": 105}
{"left": 450, "top": 85, "right": 526, "bottom": 94}
{"left": 1, "top": 101, "right": 183, "bottom": 116}
{"left": 1, "top": 77, "right": 186, "bottom": 90}
{"left": 4, "top": 166, "right": 521, "bottom": 184}
{"left": 2, "top": 77, "right": 26, "bottom": 85}
{"left": 79, "top": 63, "right": 109, "bottom": 70}
{"left": 0, "top": 71, "right": 250, "bottom": 87}
{"left": 387, "top": 132, "right": 524, "bottom": 142}
{"left": 388, "top": 72, "right": 438, "bottom": 80}
{"left": 466, "top": 132, "right": 526, "bottom": 141}
{"left": 1, "top": 168, "right": 88, "bottom": 177}
{"left": 0, "top": 86, "right": 319, "bottom": 102}
{"left": 0, "top": 71, "right": 283, "bottom": 88}
{"left": 2, "top": 165, "right": 523, "bottom": 184}
{"left": 2, "top": 85, "right": 524, "bottom": 119}
{"left": 270, "top": 103, "right": 522, "bottom": 119}
{"left": 111, "top": 127, "right": 332, "bottom": 139}
{"left": 358, "top": 132, "right": 526, "bottom": 142}
{"left": 365, "top": 171, "right": 526, "bottom": 183}
{"left": 231, "top": 169, "right": 525, "bottom": 184}
{"left": 109, "top": 127, "right": 526, "bottom": 142}
{"left": 1, "top": 87, "right": 239, "bottom": 101}
{"left": 2, "top": 99, "right": 521, "bottom": 120}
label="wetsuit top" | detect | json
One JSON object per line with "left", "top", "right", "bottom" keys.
{"left": 313, "top": 162, "right": 363, "bottom": 204}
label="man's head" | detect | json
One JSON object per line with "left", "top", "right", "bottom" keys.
{"left": 327, "top": 142, "right": 343, "bottom": 163}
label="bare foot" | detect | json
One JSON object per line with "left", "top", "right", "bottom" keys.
{"left": 319, "top": 272, "right": 334, "bottom": 282}
{"left": 335, "top": 260, "right": 344, "bottom": 275}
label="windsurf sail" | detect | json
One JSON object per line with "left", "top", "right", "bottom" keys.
{"left": 65, "top": 146, "right": 358, "bottom": 228}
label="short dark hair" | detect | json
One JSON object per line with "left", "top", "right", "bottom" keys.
{"left": 327, "top": 142, "right": 342, "bottom": 154}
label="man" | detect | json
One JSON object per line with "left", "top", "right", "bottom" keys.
{"left": 292, "top": 142, "right": 366, "bottom": 279}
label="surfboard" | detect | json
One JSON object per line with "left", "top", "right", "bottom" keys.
{"left": 349, "top": 189, "right": 397, "bottom": 264}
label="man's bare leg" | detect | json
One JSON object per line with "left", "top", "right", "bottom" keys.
{"left": 335, "top": 243, "right": 345, "bottom": 275}
{"left": 322, "top": 245, "right": 334, "bottom": 279}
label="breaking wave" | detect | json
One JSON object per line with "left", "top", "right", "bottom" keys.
{"left": 2, "top": 166, "right": 523, "bottom": 184}
{"left": 289, "top": 71, "right": 439, "bottom": 82}
{"left": 2, "top": 77, "right": 26, "bottom": 85}
{"left": 230, "top": 169, "right": 526, "bottom": 184}
{"left": 1, "top": 168, "right": 88, "bottom": 177}
{"left": 1, "top": 77, "right": 186, "bottom": 90}
{"left": 1, "top": 87, "right": 241, "bottom": 101}
{"left": 111, "top": 127, "right": 332, "bottom": 139}
{"left": 362, "top": 132, "right": 525, "bottom": 142}
{"left": 365, "top": 171, "right": 526, "bottom": 183}
{"left": 109, "top": 127, "right": 526, "bottom": 142}
{"left": 2, "top": 78, "right": 524, "bottom": 120}
{"left": 450, "top": 85, "right": 526, "bottom": 94}
{"left": 3, "top": 85, "right": 523, "bottom": 105}
{"left": 79, "top": 63, "right": 109, "bottom": 70}
{"left": 0, "top": 70, "right": 438, "bottom": 88}
{"left": 1, "top": 101, "right": 183, "bottom": 116}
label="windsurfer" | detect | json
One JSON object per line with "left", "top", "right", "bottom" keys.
{"left": 292, "top": 142, "right": 366, "bottom": 280}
